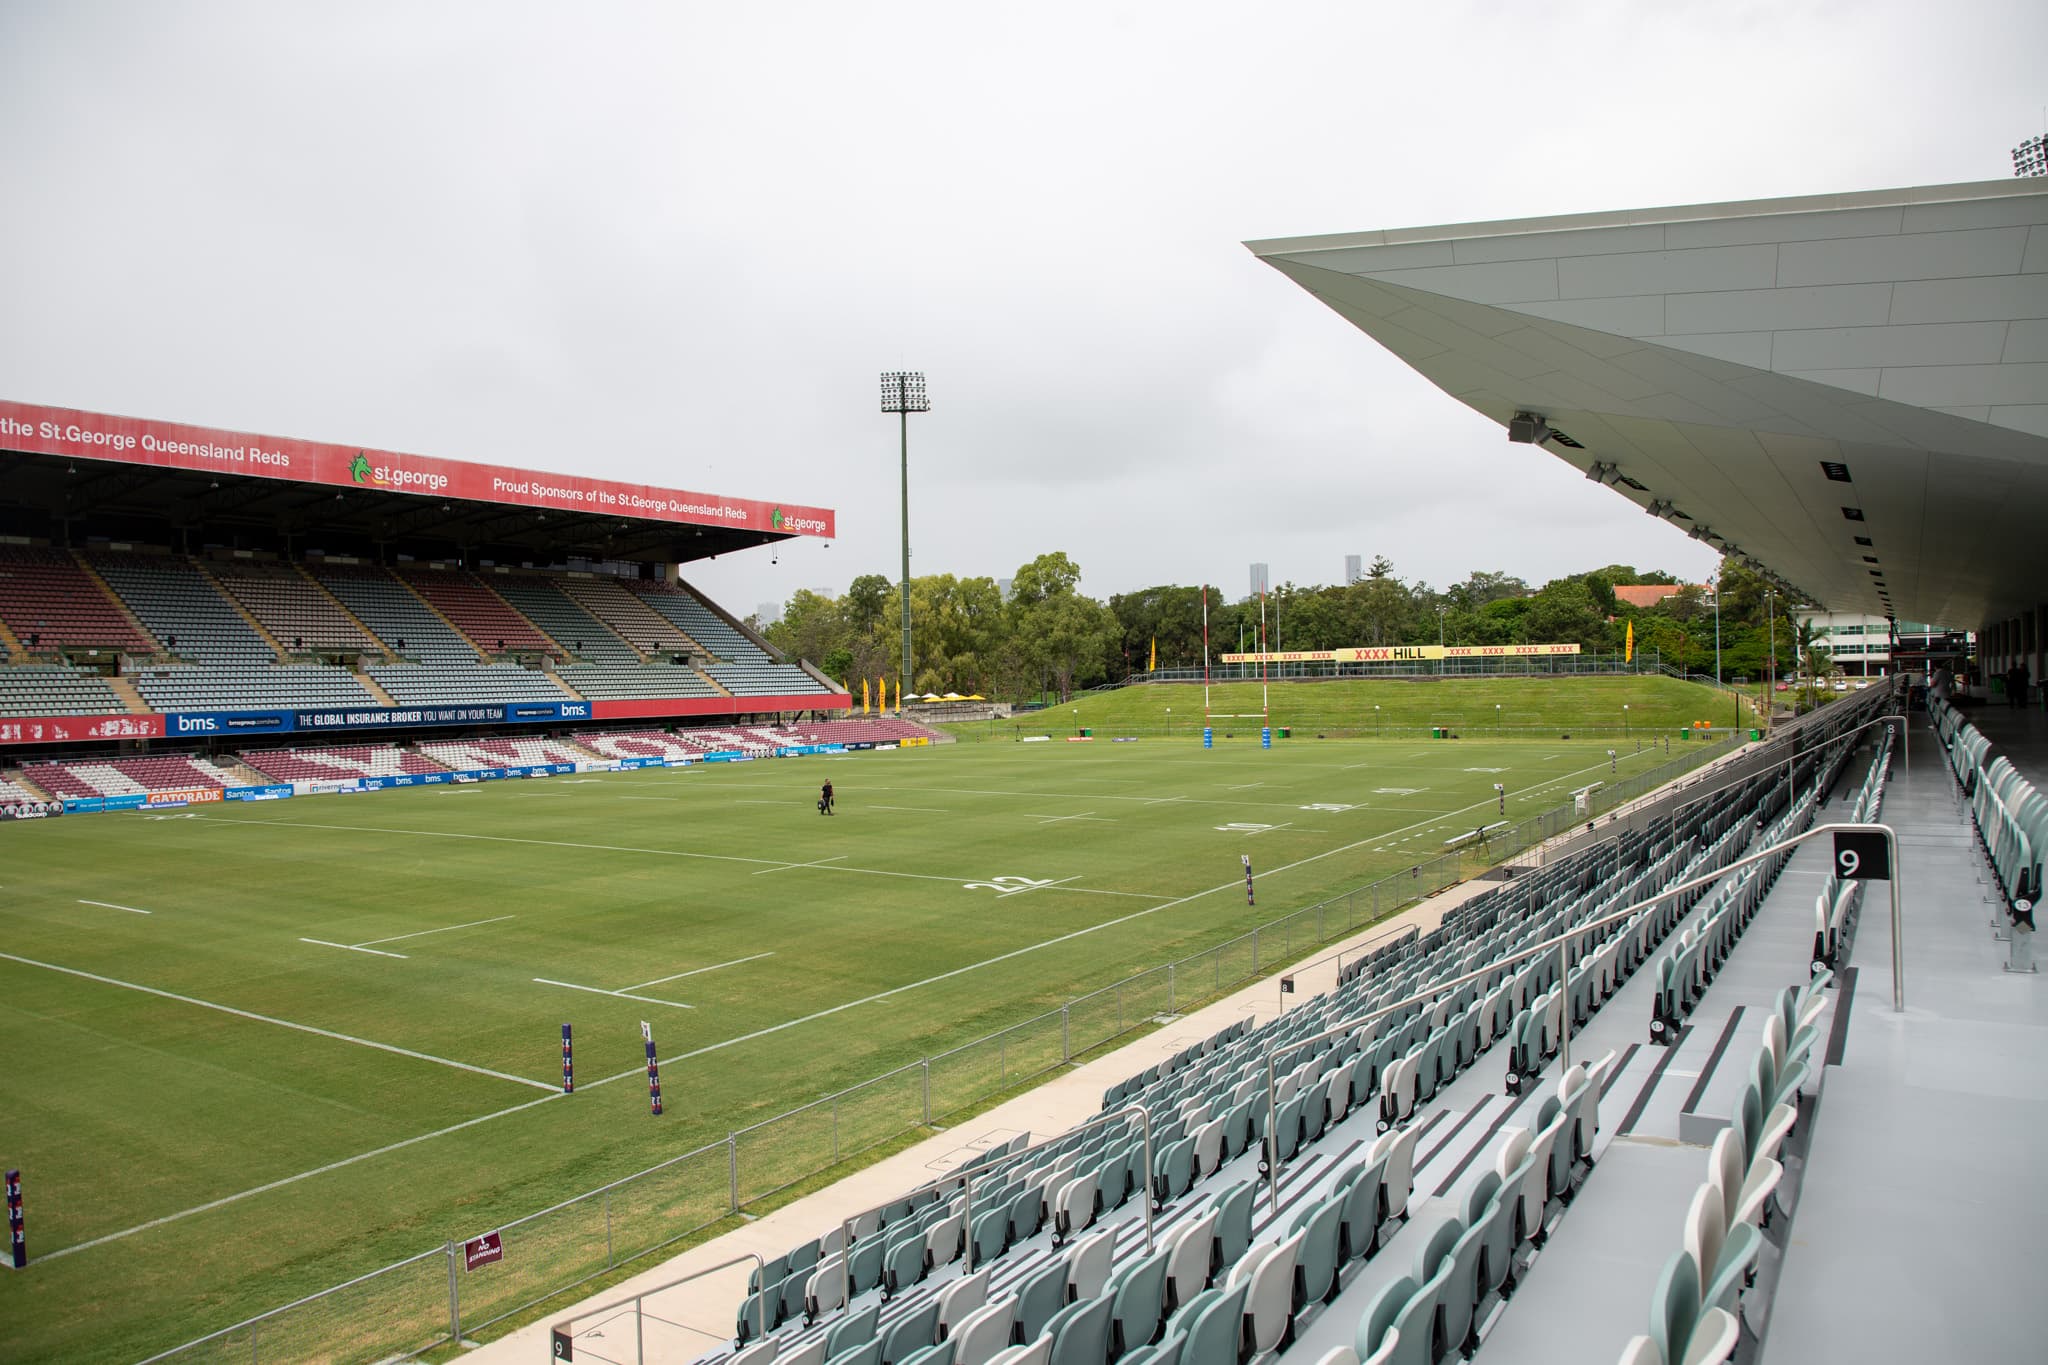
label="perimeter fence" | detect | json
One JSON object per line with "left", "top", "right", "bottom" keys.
{"left": 143, "top": 734, "right": 1736, "bottom": 1363}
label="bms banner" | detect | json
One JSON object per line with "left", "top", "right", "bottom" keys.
{"left": 167, "top": 701, "right": 593, "bottom": 736}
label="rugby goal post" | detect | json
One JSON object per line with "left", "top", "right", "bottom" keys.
{"left": 1201, "top": 582, "right": 1271, "bottom": 723}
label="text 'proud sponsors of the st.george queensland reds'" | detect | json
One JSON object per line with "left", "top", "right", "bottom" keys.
{"left": 490, "top": 475, "right": 752, "bottom": 520}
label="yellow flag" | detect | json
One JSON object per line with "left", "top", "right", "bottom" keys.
{"left": 1149, "top": 636, "right": 1157, "bottom": 671}
{"left": 1625, "top": 619, "right": 1635, "bottom": 662}
{"left": 861, "top": 677, "right": 869, "bottom": 714}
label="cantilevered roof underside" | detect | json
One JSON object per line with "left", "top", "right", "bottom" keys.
{"left": 1248, "top": 179, "right": 2048, "bottom": 627}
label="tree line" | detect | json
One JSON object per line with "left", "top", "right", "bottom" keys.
{"left": 754, "top": 553, "right": 1826, "bottom": 702}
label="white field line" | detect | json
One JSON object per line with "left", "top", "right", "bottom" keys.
{"left": 533, "top": 978, "right": 695, "bottom": 1009}
{"left": 621, "top": 952, "right": 777, "bottom": 991}
{"left": 197, "top": 817, "right": 1165, "bottom": 902}
{"left": 674, "top": 779, "right": 1414, "bottom": 815}
{"left": 1023, "top": 812, "right": 1113, "bottom": 825}
{"left": 0, "top": 952, "right": 553, "bottom": 1091}
{"left": 751, "top": 855, "right": 847, "bottom": 877}
{"left": 587, "top": 754, "right": 1629, "bottom": 1087}
{"left": 998, "top": 876, "right": 1080, "bottom": 898}
{"left": 37, "top": 1092, "right": 562, "bottom": 1262}
{"left": 356, "top": 914, "right": 515, "bottom": 948}
{"left": 78, "top": 899, "right": 152, "bottom": 915}
{"left": 867, "top": 804, "right": 951, "bottom": 813}
{"left": 300, "top": 938, "right": 408, "bottom": 960}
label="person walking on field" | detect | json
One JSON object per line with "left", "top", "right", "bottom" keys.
{"left": 819, "top": 779, "right": 835, "bottom": 815}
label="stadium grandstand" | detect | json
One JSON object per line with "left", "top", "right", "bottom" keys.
{"left": 6, "top": 186, "right": 2045, "bottom": 1365}
{"left": 490, "top": 180, "right": 2042, "bottom": 1365}
{"left": 0, "top": 399, "right": 875, "bottom": 812}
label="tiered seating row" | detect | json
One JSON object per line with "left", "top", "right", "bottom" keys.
{"left": 0, "top": 666, "right": 124, "bottom": 716}
{"left": 1615, "top": 973, "right": 1831, "bottom": 1365}
{"left": 494, "top": 578, "right": 639, "bottom": 663}
{"left": 414, "top": 737, "right": 590, "bottom": 770}
{"left": 240, "top": 745, "right": 451, "bottom": 782}
{"left": 397, "top": 567, "right": 560, "bottom": 658}
{"left": 560, "top": 574, "right": 699, "bottom": 656}
{"left": 0, "top": 547, "right": 154, "bottom": 653}
{"left": 1932, "top": 699, "right": 2046, "bottom": 958}
{"left": 23, "top": 755, "right": 225, "bottom": 798}
{"left": 210, "top": 561, "right": 376, "bottom": 652}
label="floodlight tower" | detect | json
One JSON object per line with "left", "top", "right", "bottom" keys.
{"left": 881, "top": 372, "right": 930, "bottom": 712}
{"left": 2014, "top": 133, "right": 2047, "bottom": 178}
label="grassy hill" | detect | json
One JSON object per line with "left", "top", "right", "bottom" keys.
{"left": 944, "top": 675, "right": 1755, "bottom": 740}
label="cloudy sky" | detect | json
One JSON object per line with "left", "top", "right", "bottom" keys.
{"left": 4, "top": 2, "right": 2043, "bottom": 612}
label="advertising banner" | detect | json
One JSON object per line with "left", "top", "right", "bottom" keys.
{"left": 102, "top": 794, "right": 147, "bottom": 811}
{"left": 166, "top": 711, "right": 291, "bottom": 737}
{"left": 3, "top": 800, "right": 68, "bottom": 818}
{"left": 0, "top": 400, "right": 835, "bottom": 539}
{"left": 0, "top": 714, "right": 166, "bottom": 745}
{"left": 224, "top": 785, "right": 293, "bottom": 802}
{"left": 1220, "top": 643, "right": 1584, "bottom": 664}
{"left": 145, "top": 788, "right": 225, "bottom": 808}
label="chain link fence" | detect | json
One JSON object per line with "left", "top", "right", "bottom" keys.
{"left": 143, "top": 734, "right": 1735, "bottom": 1362}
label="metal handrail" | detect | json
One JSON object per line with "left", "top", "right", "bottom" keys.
{"left": 548, "top": 1252, "right": 765, "bottom": 1365}
{"left": 835, "top": 1102, "right": 1154, "bottom": 1313}
{"left": 1252, "top": 820, "right": 1902, "bottom": 1210}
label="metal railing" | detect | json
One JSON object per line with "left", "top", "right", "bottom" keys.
{"left": 137, "top": 735, "right": 1740, "bottom": 1363}
{"left": 547, "top": 1253, "right": 764, "bottom": 1365}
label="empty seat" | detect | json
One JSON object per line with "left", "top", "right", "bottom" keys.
{"left": 1067, "top": 1229, "right": 1116, "bottom": 1304}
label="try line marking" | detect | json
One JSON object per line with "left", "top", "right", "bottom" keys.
{"left": 0, "top": 951, "right": 554, "bottom": 1092}
{"left": 622, "top": 952, "right": 776, "bottom": 991}
{"left": 536, "top": 949, "right": 779, "bottom": 1005}
{"left": 301, "top": 939, "right": 406, "bottom": 959}
{"left": 300, "top": 915, "right": 516, "bottom": 960}
{"left": 533, "top": 979, "right": 695, "bottom": 1009}
{"left": 360, "top": 914, "right": 515, "bottom": 947}
{"left": 79, "top": 899, "right": 151, "bottom": 915}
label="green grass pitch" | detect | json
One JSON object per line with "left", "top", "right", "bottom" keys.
{"left": 0, "top": 679, "right": 1726, "bottom": 1360}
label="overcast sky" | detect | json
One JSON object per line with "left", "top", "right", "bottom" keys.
{"left": 4, "top": 2, "right": 2044, "bottom": 613}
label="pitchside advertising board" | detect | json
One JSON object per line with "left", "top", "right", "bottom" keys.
{"left": 167, "top": 701, "right": 591, "bottom": 737}
{"left": 1220, "top": 644, "right": 1584, "bottom": 663}
{"left": 1, "top": 696, "right": 848, "bottom": 745}
{"left": 0, "top": 399, "right": 835, "bottom": 539}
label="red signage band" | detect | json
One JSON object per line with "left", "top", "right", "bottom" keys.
{"left": 0, "top": 401, "right": 835, "bottom": 539}
{"left": 0, "top": 715, "right": 166, "bottom": 745}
